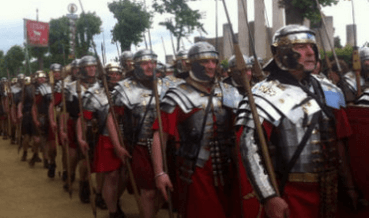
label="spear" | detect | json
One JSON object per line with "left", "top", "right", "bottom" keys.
{"left": 239, "top": 0, "right": 264, "bottom": 80}
{"left": 349, "top": 0, "right": 362, "bottom": 97}
{"left": 314, "top": 0, "right": 343, "bottom": 79}
{"left": 76, "top": 78, "right": 97, "bottom": 218}
{"left": 148, "top": 30, "right": 174, "bottom": 218}
{"left": 91, "top": 41, "right": 145, "bottom": 218}
{"left": 78, "top": 1, "right": 144, "bottom": 216}
{"left": 61, "top": 67, "right": 73, "bottom": 198}
{"left": 221, "top": 0, "right": 280, "bottom": 197}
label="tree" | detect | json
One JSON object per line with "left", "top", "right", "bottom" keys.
{"left": 334, "top": 36, "right": 342, "bottom": 49}
{"left": 48, "top": 16, "right": 70, "bottom": 66}
{"left": 152, "top": 0, "right": 206, "bottom": 51}
{"left": 278, "top": 0, "right": 338, "bottom": 25}
{"left": 108, "top": 0, "right": 151, "bottom": 51}
{"left": 76, "top": 12, "right": 102, "bottom": 57}
{"left": 4, "top": 45, "right": 25, "bottom": 77}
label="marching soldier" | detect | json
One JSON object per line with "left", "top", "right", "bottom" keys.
{"left": 0, "top": 77, "right": 9, "bottom": 139}
{"left": 173, "top": 49, "right": 190, "bottom": 79}
{"left": 107, "top": 49, "right": 176, "bottom": 218}
{"left": 235, "top": 25, "right": 358, "bottom": 218}
{"left": 60, "top": 59, "right": 81, "bottom": 189}
{"left": 31, "top": 71, "right": 51, "bottom": 167}
{"left": 152, "top": 42, "right": 243, "bottom": 218}
{"left": 342, "top": 47, "right": 369, "bottom": 102}
{"left": 9, "top": 77, "right": 19, "bottom": 144}
{"left": 224, "top": 54, "right": 253, "bottom": 95}
{"left": 78, "top": 61, "right": 125, "bottom": 217}
{"left": 47, "top": 63, "right": 63, "bottom": 178}
{"left": 75, "top": 55, "right": 107, "bottom": 209}
{"left": 120, "top": 51, "right": 134, "bottom": 79}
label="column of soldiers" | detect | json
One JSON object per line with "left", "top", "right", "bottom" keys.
{"left": 1, "top": 24, "right": 367, "bottom": 218}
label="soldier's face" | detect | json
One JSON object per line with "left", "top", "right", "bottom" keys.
{"left": 108, "top": 71, "right": 121, "bottom": 84}
{"left": 199, "top": 59, "right": 217, "bottom": 79}
{"left": 140, "top": 61, "right": 156, "bottom": 77}
{"left": 85, "top": 65, "right": 96, "bottom": 77}
{"left": 293, "top": 43, "right": 316, "bottom": 72}
{"left": 72, "top": 68, "right": 79, "bottom": 77}
{"left": 53, "top": 71, "right": 61, "bottom": 80}
{"left": 37, "top": 77, "right": 46, "bottom": 84}
{"left": 363, "top": 60, "right": 369, "bottom": 72}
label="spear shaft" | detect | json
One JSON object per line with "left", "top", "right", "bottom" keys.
{"left": 221, "top": 0, "right": 280, "bottom": 196}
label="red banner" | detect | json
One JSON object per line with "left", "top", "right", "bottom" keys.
{"left": 24, "top": 19, "right": 49, "bottom": 47}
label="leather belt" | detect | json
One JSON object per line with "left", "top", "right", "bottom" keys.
{"left": 288, "top": 173, "right": 319, "bottom": 183}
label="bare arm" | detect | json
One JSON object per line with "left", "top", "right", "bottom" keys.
{"left": 151, "top": 130, "right": 173, "bottom": 200}
{"left": 106, "top": 112, "right": 130, "bottom": 161}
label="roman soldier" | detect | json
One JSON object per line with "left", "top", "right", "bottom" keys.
{"left": 59, "top": 59, "right": 82, "bottom": 191}
{"left": 107, "top": 49, "right": 176, "bottom": 218}
{"left": 74, "top": 55, "right": 107, "bottom": 209}
{"left": 342, "top": 47, "right": 369, "bottom": 102}
{"left": 224, "top": 54, "right": 253, "bottom": 95}
{"left": 30, "top": 71, "right": 51, "bottom": 167}
{"left": 78, "top": 61, "right": 126, "bottom": 217}
{"left": 236, "top": 25, "right": 358, "bottom": 218}
{"left": 47, "top": 63, "right": 63, "bottom": 178}
{"left": 173, "top": 49, "right": 190, "bottom": 79}
{"left": 120, "top": 51, "right": 134, "bottom": 79}
{"left": 152, "top": 41, "right": 243, "bottom": 218}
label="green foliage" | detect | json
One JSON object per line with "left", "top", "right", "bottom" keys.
{"left": 48, "top": 16, "right": 70, "bottom": 65}
{"left": 4, "top": 45, "right": 25, "bottom": 77}
{"left": 108, "top": 0, "right": 152, "bottom": 51}
{"left": 152, "top": 0, "right": 206, "bottom": 51}
{"left": 320, "top": 44, "right": 353, "bottom": 71}
{"left": 220, "top": 59, "right": 229, "bottom": 70}
{"left": 334, "top": 36, "right": 342, "bottom": 49}
{"left": 76, "top": 12, "right": 102, "bottom": 57}
{"left": 279, "top": 0, "right": 338, "bottom": 24}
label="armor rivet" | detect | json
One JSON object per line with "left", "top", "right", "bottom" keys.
{"left": 200, "top": 93, "right": 204, "bottom": 97}
{"left": 279, "top": 99, "right": 284, "bottom": 103}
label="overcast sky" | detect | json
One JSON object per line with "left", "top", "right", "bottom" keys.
{"left": 0, "top": 0, "right": 369, "bottom": 65}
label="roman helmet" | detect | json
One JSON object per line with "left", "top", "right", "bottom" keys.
{"left": 11, "top": 78, "right": 18, "bottom": 85}
{"left": 228, "top": 54, "right": 252, "bottom": 86}
{"left": 120, "top": 51, "right": 134, "bottom": 72}
{"left": 79, "top": 55, "right": 97, "bottom": 83}
{"left": 133, "top": 49, "right": 157, "bottom": 81}
{"left": 269, "top": 25, "right": 318, "bottom": 72}
{"left": 188, "top": 41, "right": 219, "bottom": 83}
{"left": 105, "top": 62, "right": 122, "bottom": 81}
{"left": 17, "top": 73, "right": 25, "bottom": 81}
{"left": 174, "top": 49, "right": 190, "bottom": 76}
{"left": 24, "top": 76, "right": 32, "bottom": 85}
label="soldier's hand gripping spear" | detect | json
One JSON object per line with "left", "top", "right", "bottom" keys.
{"left": 60, "top": 67, "right": 72, "bottom": 198}
{"left": 221, "top": 0, "right": 280, "bottom": 198}
{"left": 76, "top": 78, "right": 97, "bottom": 218}
{"left": 91, "top": 41, "right": 145, "bottom": 218}
{"left": 152, "top": 57, "right": 174, "bottom": 218}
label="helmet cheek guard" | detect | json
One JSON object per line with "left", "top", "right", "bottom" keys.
{"left": 189, "top": 62, "right": 212, "bottom": 83}
{"left": 188, "top": 42, "right": 219, "bottom": 83}
{"left": 271, "top": 25, "right": 318, "bottom": 72}
{"left": 133, "top": 49, "right": 157, "bottom": 81}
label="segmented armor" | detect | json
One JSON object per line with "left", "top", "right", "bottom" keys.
{"left": 113, "top": 77, "right": 178, "bottom": 151}
{"left": 235, "top": 74, "right": 345, "bottom": 202}
{"left": 160, "top": 80, "right": 242, "bottom": 185}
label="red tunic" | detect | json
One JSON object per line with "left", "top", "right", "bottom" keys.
{"left": 83, "top": 110, "right": 122, "bottom": 173}
{"left": 259, "top": 108, "right": 352, "bottom": 218}
{"left": 153, "top": 107, "right": 245, "bottom": 218}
